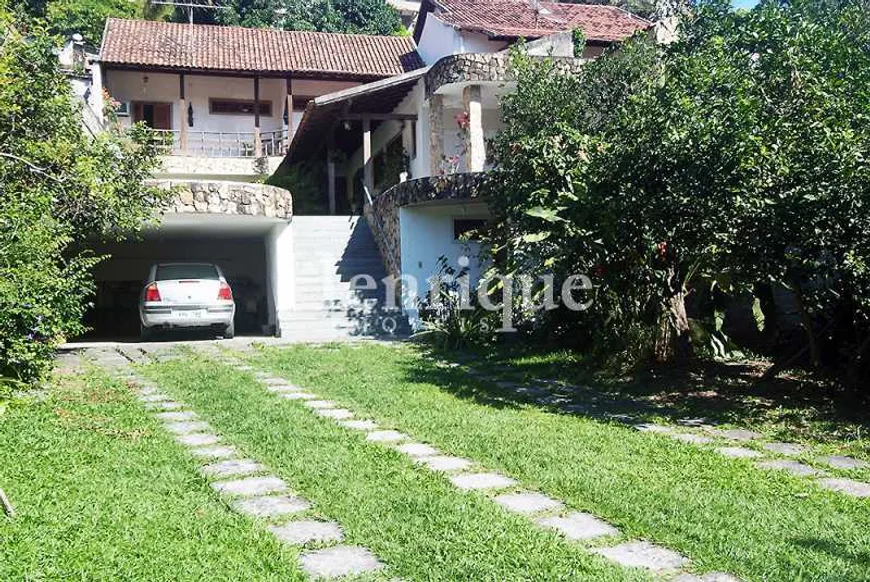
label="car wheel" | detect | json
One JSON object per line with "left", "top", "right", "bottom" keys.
{"left": 140, "top": 324, "right": 155, "bottom": 342}
{"left": 221, "top": 321, "right": 235, "bottom": 340}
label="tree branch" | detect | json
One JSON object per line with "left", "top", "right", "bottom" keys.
{"left": 0, "top": 152, "right": 64, "bottom": 183}
{"left": 0, "top": 487, "right": 14, "bottom": 518}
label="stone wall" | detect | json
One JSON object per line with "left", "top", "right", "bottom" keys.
{"left": 425, "top": 53, "right": 584, "bottom": 97}
{"left": 157, "top": 155, "right": 285, "bottom": 180}
{"left": 151, "top": 180, "right": 293, "bottom": 219}
{"left": 365, "top": 172, "right": 492, "bottom": 278}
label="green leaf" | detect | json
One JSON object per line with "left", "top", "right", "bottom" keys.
{"left": 525, "top": 207, "right": 564, "bottom": 223}
{"left": 751, "top": 296, "right": 766, "bottom": 333}
{"left": 522, "top": 232, "right": 552, "bottom": 243}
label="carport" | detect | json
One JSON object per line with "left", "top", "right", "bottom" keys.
{"left": 80, "top": 212, "right": 292, "bottom": 340}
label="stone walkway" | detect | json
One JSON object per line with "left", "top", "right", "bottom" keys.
{"left": 85, "top": 347, "right": 387, "bottom": 581}
{"left": 443, "top": 358, "right": 870, "bottom": 500}
{"left": 200, "top": 346, "right": 742, "bottom": 582}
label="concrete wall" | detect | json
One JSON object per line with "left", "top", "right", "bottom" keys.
{"left": 398, "top": 202, "right": 490, "bottom": 323}
{"left": 105, "top": 70, "right": 359, "bottom": 137}
{"left": 417, "top": 14, "right": 508, "bottom": 65}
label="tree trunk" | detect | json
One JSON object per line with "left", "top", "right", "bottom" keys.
{"left": 791, "top": 278, "right": 820, "bottom": 369}
{"left": 654, "top": 281, "right": 694, "bottom": 364}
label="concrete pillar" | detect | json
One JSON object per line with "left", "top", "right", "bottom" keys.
{"left": 363, "top": 117, "right": 374, "bottom": 200}
{"left": 253, "top": 76, "right": 263, "bottom": 158}
{"left": 428, "top": 94, "right": 444, "bottom": 175}
{"left": 179, "top": 74, "right": 188, "bottom": 152}
{"left": 463, "top": 85, "right": 485, "bottom": 172}
{"left": 91, "top": 61, "right": 105, "bottom": 123}
{"left": 267, "top": 222, "right": 295, "bottom": 336}
{"left": 327, "top": 150, "right": 337, "bottom": 215}
{"left": 285, "top": 76, "right": 294, "bottom": 148}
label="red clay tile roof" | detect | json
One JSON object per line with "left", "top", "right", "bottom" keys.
{"left": 414, "top": 0, "right": 651, "bottom": 43}
{"left": 100, "top": 18, "right": 424, "bottom": 79}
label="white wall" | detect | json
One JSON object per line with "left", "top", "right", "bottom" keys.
{"left": 417, "top": 13, "right": 508, "bottom": 65}
{"left": 399, "top": 202, "right": 490, "bottom": 325}
{"left": 105, "top": 70, "right": 359, "bottom": 137}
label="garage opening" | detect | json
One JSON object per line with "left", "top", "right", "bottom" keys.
{"left": 75, "top": 214, "right": 284, "bottom": 341}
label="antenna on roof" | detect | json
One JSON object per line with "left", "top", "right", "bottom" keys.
{"left": 149, "top": 0, "right": 233, "bottom": 25}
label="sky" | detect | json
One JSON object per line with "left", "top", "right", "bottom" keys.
{"left": 732, "top": 0, "right": 759, "bottom": 9}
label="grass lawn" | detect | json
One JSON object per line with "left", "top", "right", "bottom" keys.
{"left": 451, "top": 347, "right": 870, "bottom": 460}
{"left": 145, "top": 354, "right": 639, "bottom": 581}
{"left": 0, "top": 369, "right": 305, "bottom": 581}
{"left": 244, "top": 343, "right": 870, "bottom": 582}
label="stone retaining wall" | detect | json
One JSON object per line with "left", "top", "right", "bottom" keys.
{"left": 366, "top": 173, "right": 492, "bottom": 278}
{"left": 425, "top": 54, "right": 585, "bottom": 97}
{"left": 151, "top": 180, "right": 293, "bottom": 219}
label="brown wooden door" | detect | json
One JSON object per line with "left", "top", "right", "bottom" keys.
{"left": 132, "top": 102, "right": 172, "bottom": 130}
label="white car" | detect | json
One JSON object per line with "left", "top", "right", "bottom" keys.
{"left": 139, "top": 263, "right": 235, "bottom": 340}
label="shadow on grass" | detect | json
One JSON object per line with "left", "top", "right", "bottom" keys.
{"left": 792, "top": 537, "right": 870, "bottom": 575}
{"left": 401, "top": 345, "right": 870, "bottom": 445}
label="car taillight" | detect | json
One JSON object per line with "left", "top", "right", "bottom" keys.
{"left": 145, "top": 283, "right": 161, "bottom": 302}
{"left": 218, "top": 282, "right": 233, "bottom": 301}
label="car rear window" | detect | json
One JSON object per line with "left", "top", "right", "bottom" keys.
{"left": 155, "top": 264, "right": 219, "bottom": 281}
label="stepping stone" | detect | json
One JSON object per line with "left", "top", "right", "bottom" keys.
{"left": 366, "top": 430, "right": 409, "bottom": 443}
{"left": 269, "top": 520, "right": 343, "bottom": 545}
{"left": 303, "top": 400, "right": 336, "bottom": 409}
{"left": 395, "top": 443, "right": 438, "bottom": 458}
{"left": 635, "top": 424, "right": 676, "bottom": 434}
{"left": 417, "top": 456, "right": 472, "bottom": 472}
{"left": 234, "top": 495, "right": 311, "bottom": 518}
{"left": 715, "top": 447, "right": 764, "bottom": 459}
{"left": 449, "top": 472, "right": 517, "bottom": 491}
{"left": 671, "top": 433, "right": 713, "bottom": 444}
{"left": 338, "top": 419, "right": 379, "bottom": 431}
{"left": 817, "top": 478, "right": 870, "bottom": 498}
{"left": 673, "top": 573, "right": 742, "bottom": 582}
{"left": 262, "top": 378, "right": 289, "bottom": 385}
{"left": 155, "top": 411, "right": 198, "bottom": 422}
{"left": 316, "top": 408, "right": 354, "bottom": 420}
{"left": 300, "top": 545, "right": 384, "bottom": 579}
{"left": 190, "top": 445, "right": 238, "bottom": 459}
{"left": 817, "top": 455, "right": 869, "bottom": 470}
{"left": 495, "top": 381, "right": 521, "bottom": 390}
{"left": 593, "top": 541, "right": 688, "bottom": 572}
{"left": 164, "top": 421, "right": 212, "bottom": 435}
{"left": 677, "top": 418, "right": 714, "bottom": 428}
{"left": 536, "top": 511, "right": 618, "bottom": 540}
{"left": 279, "top": 392, "right": 317, "bottom": 401}
{"left": 763, "top": 442, "right": 808, "bottom": 456}
{"left": 140, "top": 393, "right": 172, "bottom": 403}
{"left": 235, "top": 365, "right": 253, "bottom": 371}
{"left": 710, "top": 428, "right": 763, "bottom": 441}
{"left": 212, "top": 476, "right": 288, "bottom": 497}
{"left": 756, "top": 459, "right": 824, "bottom": 477}
{"left": 495, "top": 492, "right": 564, "bottom": 515}
{"left": 145, "top": 401, "right": 183, "bottom": 411}
{"left": 201, "top": 459, "right": 265, "bottom": 478}
{"left": 177, "top": 433, "right": 220, "bottom": 447}
{"left": 265, "top": 384, "right": 304, "bottom": 394}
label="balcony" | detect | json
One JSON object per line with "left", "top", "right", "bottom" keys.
{"left": 154, "top": 129, "right": 289, "bottom": 158}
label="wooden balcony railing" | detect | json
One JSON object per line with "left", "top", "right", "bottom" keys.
{"left": 153, "top": 129, "right": 290, "bottom": 158}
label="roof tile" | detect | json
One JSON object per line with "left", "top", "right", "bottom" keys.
{"left": 424, "top": 0, "right": 651, "bottom": 43}
{"left": 100, "top": 19, "right": 424, "bottom": 78}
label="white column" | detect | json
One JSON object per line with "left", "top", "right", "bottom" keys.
{"left": 363, "top": 117, "right": 374, "bottom": 199}
{"left": 463, "top": 85, "right": 486, "bottom": 172}
{"left": 91, "top": 61, "right": 105, "bottom": 123}
{"left": 267, "top": 222, "right": 295, "bottom": 336}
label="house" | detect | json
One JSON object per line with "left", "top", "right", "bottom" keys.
{"left": 81, "top": 19, "right": 423, "bottom": 340}
{"left": 78, "top": 1, "right": 650, "bottom": 341}
{"left": 284, "top": 0, "right": 651, "bottom": 326}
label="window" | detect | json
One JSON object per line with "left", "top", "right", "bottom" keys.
{"left": 454, "top": 219, "right": 488, "bottom": 241}
{"left": 156, "top": 264, "right": 219, "bottom": 281}
{"left": 292, "top": 96, "right": 316, "bottom": 111}
{"left": 209, "top": 99, "right": 272, "bottom": 116}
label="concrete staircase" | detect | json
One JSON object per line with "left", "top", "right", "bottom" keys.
{"left": 278, "top": 216, "right": 409, "bottom": 342}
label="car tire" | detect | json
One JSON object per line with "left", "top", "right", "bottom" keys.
{"left": 221, "top": 321, "right": 235, "bottom": 340}
{"left": 140, "top": 324, "right": 155, "bottom": 342}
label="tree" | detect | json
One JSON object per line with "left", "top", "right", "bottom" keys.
{"left": 490, "top": 0, "right": 870, "bottom": 375}
{"left": 0, "top": 7, "right": 167, "bottom": 382}
{"left": 214, "top": 0, "right": 404, "bottom": 35}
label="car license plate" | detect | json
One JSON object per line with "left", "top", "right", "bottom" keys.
{"left": 174, "top": 310, "right": 204, "bottom": 319}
